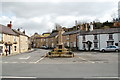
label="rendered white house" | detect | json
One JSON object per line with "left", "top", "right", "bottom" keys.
{"left": 78, "top": 28, "right": 120, "bottom": 51}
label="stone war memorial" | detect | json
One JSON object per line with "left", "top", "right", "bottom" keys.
{"left": 46, "top": 25, "right": 74, "bottom": 58}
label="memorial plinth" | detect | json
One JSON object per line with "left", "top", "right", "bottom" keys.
{"left": 46, "top": 26, "right": 74, "bottom": 57}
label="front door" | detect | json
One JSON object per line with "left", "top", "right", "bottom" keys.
{"left": 8, "top": 45, "right": 11, "bottom": 54}
{"left": 7, "top": 45, "right": 12, "bottom": 55}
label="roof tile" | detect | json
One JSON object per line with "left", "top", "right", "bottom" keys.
{"left": 0, "top": 24, "right": 17, "bottom": 35}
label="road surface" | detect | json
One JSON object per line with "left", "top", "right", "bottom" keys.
{"left": 0, "top": 49, "right": 119, "bottom": 79}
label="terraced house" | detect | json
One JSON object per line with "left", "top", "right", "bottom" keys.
{"left": 46, "top": 32, "right": 58, "bottom": 48}
{"left": 45, "top": 28, "right": 80, "bottom": 50}
{"left": 62, "top": 30, "right": 80, "bottom": 50}
{"left": 31, "top": 32, "right": 50, "bottom": 48}
{"left": 0, "top": 22, "right": 19, "bottom": 55}
{"left": 78, "top": 28, "right": 120, "bottom": 51}
{"left": 30, "top": 33, "right": 40, "bottom": 48}
{"left": 0, "top": 21, "right": 29, "bottom": 56}
{"left": 13, "top": 29, "right": 29, "bottom": 53}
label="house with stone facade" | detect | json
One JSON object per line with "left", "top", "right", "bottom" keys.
{"left": 30, "top": 33, "right": 40, "bottom": 48}
{"left": 12, "top": 29, "right": 29, "bottom": 53}
{"left": 46, "top": 32, "right": 58, "bottom": 48}
{"left": 31, "top": 22, "right": 109, "bottom": 51}
{"left": 45, "top": 29, "right": 80, "bottom": 50}
{"left": 0, "top": 22, "right": 19, "bottom": 55}
{"left": 0, "top": 21, "right": 29, "bottom": 55}
{"left": 62, "top": 30, "right": 80, "bottom": 50}
{"left": 31, "top": 32, "right": 50, "bottom": 48}
{"left": 35, "top": 36, "right": 46, "bottom": 48}
{"left": 0, "top": 25, "right": 19, "bottom": 55}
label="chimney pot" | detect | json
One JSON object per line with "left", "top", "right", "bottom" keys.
{"left": 7, "top": 21, "right": 12, "bottom": 29}
{"left": 85, "top": 23, "right": 88, "bottom": 31}
{"left": 17, "top": 28, "right": 20, "bottom": 31}
{"left": 10, "top": 21, "right": 12, "bottom": 24}
{"left": 90, "top": 22, "right": 94, "bottom": 31}
{"left": 23, "top": 30, "right": 25, "bottom": 34}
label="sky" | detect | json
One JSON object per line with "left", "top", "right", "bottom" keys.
{"left": 0, "top": 0, "right": 119, "bottom": 36}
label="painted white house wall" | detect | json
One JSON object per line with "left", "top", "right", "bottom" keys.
{"left": 118, "top": 33, "right": 120, "bottom": 46}
{"left": 113, "top": 33, "right": 119, "bottom": 45}
{"left": 100, "top": 33, "right": 120, "bottom": 49}
{"left": 78, "top": 33, "right": 120, "bottom": 51}
{"left": 114, "top": 33, "right": 120, "bottom": 47}
{"left": 99, "top": 34, "right": 108, "bottom": 50}
{"left": 78, "top": 36, "right": 82, "bottom": 50}
{"left": 86, "top": 35, "right": 94, "bottom": 50}
{"left": 78, "top": 35, "right": 99, "bottom": 50}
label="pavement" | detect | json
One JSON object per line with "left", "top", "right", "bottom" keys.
{"left": 0, "top": 48, "right": 35, "bottom": 57}
{"left": 0, "top": 49, "right": 119, "bottom": 79}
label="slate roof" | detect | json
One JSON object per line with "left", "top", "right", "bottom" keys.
{"left": 0, "top": 24, "right": 17, "bottom": 35}
{"left": 47, "top": 30, "right": 80, "bottom": 38}
{"left": 35, "top": 37, "right": 46, "bottom": 39}
{"left": 45, "top": 28, "right": 120, "bottom": 38}
{"left": 42, "top": 32, "right": 51, "bottom": 35}
{"left": 12, "top": 29, "right": 29, "bottom": 37}
{"left": 79, "top": 28, "right": 120, "bottom": 35}
{"left": 47, "top": 32, "right": 58, "bottom": 38}
{"left": 12, "top": 29, "right": 25, "bottom": 35}
{"left": 63, "top": 30, "right": 80, "bottom": 36}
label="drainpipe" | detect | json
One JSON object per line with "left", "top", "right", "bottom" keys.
{"left": 19, "top": 35, "right": 21, "bottom": 53}
{"left": 76, "top": 33, "right": 79, "bottom": 50}
{"left": 2, "top": 34, "right": 3, "bottom": 54}
{"left": 69, "top": 35, "right": 70, "bottom": 49}
{"left": 99, "top": 34, "right": 100, "bottom": 51}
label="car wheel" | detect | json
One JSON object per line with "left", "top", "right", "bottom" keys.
{"left": 102, "top": 49, "right": 105, "bottom": 52}
{"left": 115, "top": 49, "right": 119, "bottom": 52}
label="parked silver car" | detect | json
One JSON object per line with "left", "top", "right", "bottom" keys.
{"left": 100, "top": 45, "right": 120, "bottom": 52}
{"left": 41, "top": 46, "right": 48, "bottom": 49}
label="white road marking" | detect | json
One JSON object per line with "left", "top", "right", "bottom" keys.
{"left": 78, "top": 57, "right": 95, "bottom": 63}
{"left": 21, "top": 62, "right": 27, "bottom": 63}
{"left": 2, "top": 61, "right": 31, "bottom": 64}
{"left": 2, "top": 62, "right": 18, "bottom": 64}
{"left": 28, "top": 62, "right": 36, "bottom": 64}
{"left": 78, "top": 56, "right": 87, "bottom": 61}
{"left": 2, "top": 61, "right": 106, "bottom": 64}
{"left": 4, "top": 62, "right": 8, "bottom": 63}
{"left": 1, "top": 76, "right": 37, "bottom": 79}
{"left": 34, "top": 56, "right": 45, "bottom": 63}
{"left": 87, "top": 77, "right": 119, "bottom": 79}
{"left": 19, "top": 56, "right": 30, "bottom": 60}
{"left": 11, "top": 62, "right": 18, "bottom": 63}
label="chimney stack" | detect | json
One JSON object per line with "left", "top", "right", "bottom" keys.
{"left": 17, "top": 28, "right": 20, "bottom": 31}
{"left": 7, "top": 21, "right": 12, "bottom": 29}
{"left": 85, "top": 23, "right": 88, "bottom": 31}
{"left": 80, "top": 25, "right": 84, "bottom": 30}
{"left": 75, "top": 20, "right": 77, "bottom": 26}
{"left": 90, "top": 22, "right": 94, "bottom": 31}
{"left": 23, "top": 30, "right": 25, "bottom": 34}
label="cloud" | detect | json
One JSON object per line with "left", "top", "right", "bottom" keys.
{"left": 2, "top": 2, "right": 117, "bottom": 18}
{"left": 0, "top": 1, "right": 118, "bottom": 36}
